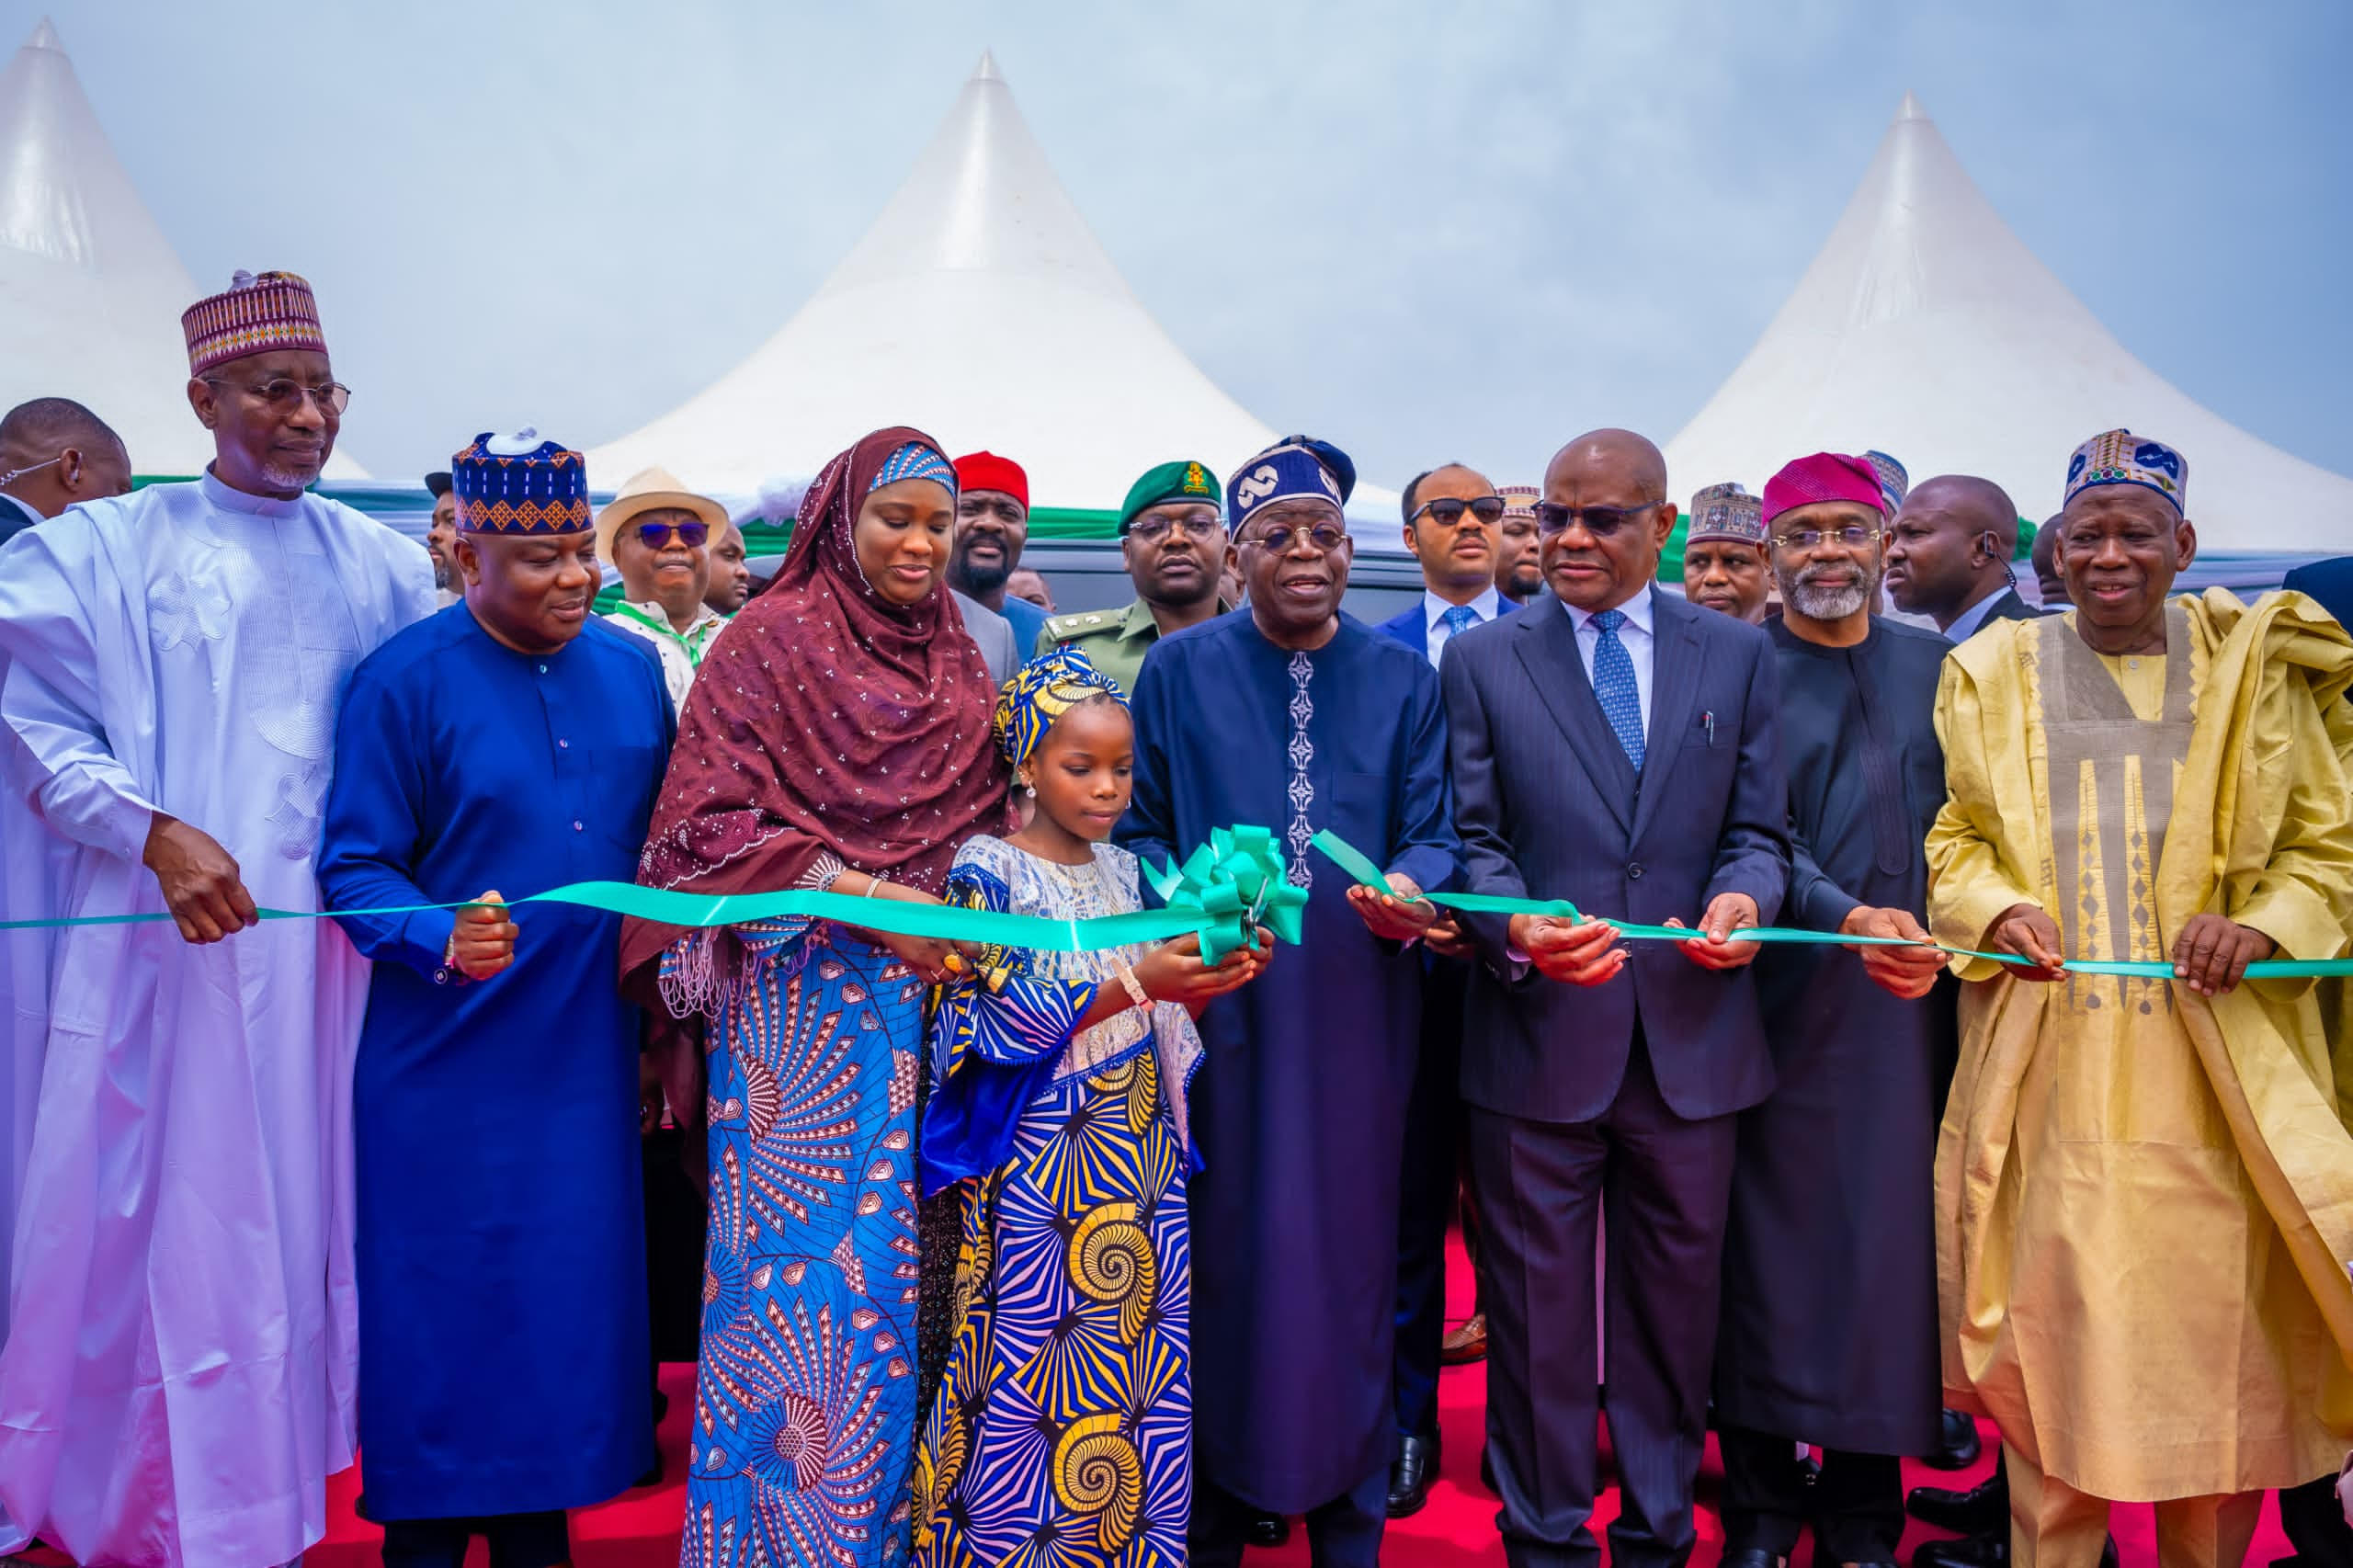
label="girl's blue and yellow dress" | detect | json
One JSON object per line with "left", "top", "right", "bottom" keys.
{"left": 911, "top": 835, "right": 1204, "bottom": 1568}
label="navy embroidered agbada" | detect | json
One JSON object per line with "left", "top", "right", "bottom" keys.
{"left": 1117, "top": 608, "right": 1456, "bottom": 1513}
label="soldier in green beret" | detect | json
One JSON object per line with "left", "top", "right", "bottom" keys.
{"left": 1035, "top": 458, "right": 1232, "bottom": 694}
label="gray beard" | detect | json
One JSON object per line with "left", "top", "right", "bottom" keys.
{"left": 431, "top": 559, "right": 453, "bottom": 590}
{"left": 259, "top": 460, "right": 322, "bottom": 493}
{"left": 1787, "top": 567, "right": 1870, "bottom": 621}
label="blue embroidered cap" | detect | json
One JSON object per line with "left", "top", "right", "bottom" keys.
{"left": 2064, "top": 428, "right": 2187, "bottom": 512}
{"left": 1861, "top": 449, "right": 1909, "bottom": 514}
{"left": 870, "top": 441, "right": 957, "bottom": 494}
{"left": 451, "top": 428, "right": 591, "bottom": 533}
{"left": 1226, "top": 434, "right": 1356, "bottom": 534}
{"left": 993, "top": 646, "right": 1128, "bottom": 767}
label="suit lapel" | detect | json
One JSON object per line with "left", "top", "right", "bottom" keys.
{"left": 1514, "top": 598, "right": 1636, "bottom": 832}
{"left": 1629, "top": 594, "right": 1704, "bottom": 845}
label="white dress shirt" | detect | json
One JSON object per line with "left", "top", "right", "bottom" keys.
{"left": 1560, "top": 582, "right": 1656, "bottom": 732}
{"left": 1420, "top": 585, "right": 1502, "bottom": 668}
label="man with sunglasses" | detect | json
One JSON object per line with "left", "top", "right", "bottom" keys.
{"left": 1374, "top": 462, "right": 1518, "bottom": 1517}
{"left": 0, "top": 397, "right": 131, "bottom": 547}
{"left": 1443, "top": 426, "right": 1788, "bottom": 1568}
{"left": 594, "top": 465, "right": 730, "bottom": 711}
{"left": 1711, "top": 452, "right": 1952, "bottom": 1568}
{"left": 0, "top": 268, "right": 435, "bottom": 1568}
{"left": 1036, "top": 458, "right": 1232, "bottom": 695}
{"left": 1121, "top": 435, "right": 1456, "bottom": 1568}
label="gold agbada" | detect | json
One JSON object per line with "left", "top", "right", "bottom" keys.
{"left": 1927, "top": 587, "right": 2353, "bottom": 1501}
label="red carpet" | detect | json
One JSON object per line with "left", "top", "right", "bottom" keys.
{"left": 277, "top": 1232, "right": 2290, "bottom": 1566}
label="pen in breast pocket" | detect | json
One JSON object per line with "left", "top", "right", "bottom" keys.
{"left": 1703, "top": 710, "right": 1715, "bottom": 744}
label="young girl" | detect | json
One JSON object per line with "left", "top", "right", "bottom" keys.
{"left": 912, "top": 647, "right": 1267, "bottom": 1567}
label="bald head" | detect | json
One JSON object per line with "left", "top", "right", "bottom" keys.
{"left": 0, "top": 398, "right": 131, "bottom": 519}
{"left": 1544, "top": 428, "right": 1669, "bottom": 505}
{"left": 1540, "top": 428, "right": 1675, "bottom": 612}
{"left": 1883, "top": 473, "right": 2021, "bottom": 630}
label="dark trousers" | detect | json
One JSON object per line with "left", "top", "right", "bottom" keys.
{"left": 2280, "top": 1472, "right": 2353, "bottom": 1568}
{"left": 1394, "top": 959, "right": 1470, "bottom": 1444}
{"left": 1469, "top": 1035, "right": 1739, "bottom": 1568}
{"left": 381, "top": 1511, "right": 569, "bottom": 1568}
{"left": 1719, "top": 1424, "right": 1904, "bottom": 1562}
{"left": 1190, "top": 1460, "right": 1390, "bottom": 1568}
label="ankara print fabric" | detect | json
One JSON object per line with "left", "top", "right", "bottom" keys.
{"left": 685, "top": 919, "right": 927, "bottom": 1568}
{"left": 912, "top": 839, "right": 1199, "bottom": 1568}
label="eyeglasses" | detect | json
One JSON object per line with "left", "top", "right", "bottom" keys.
{"left": 201, "top": 377, "right": 351, "bottom": 415}
{"left": 1769, "top": 525, "right": 1881, "bottom": 556}
{"left": 1534, "top": 501, "right": 1657, "bottom": 538}
{"left": 635, "top": 519, "right": 710, "bottom": 549}
{"left": 1412, "top": 495, "right": 1506, "bottom": 528}
{"left": 1239, "top": 518, "right": 1348, "bottom": 554}
{"left": 1128, "top": 510, "right": 1224, "bottom": 543}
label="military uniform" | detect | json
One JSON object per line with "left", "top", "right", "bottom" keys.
{"left": 1033, "top": 598, "right": 1172, "bottom": 697}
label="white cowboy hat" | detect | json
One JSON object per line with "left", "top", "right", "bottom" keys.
{"left": 594, "top": 465, "right": 730, "bottom": 564}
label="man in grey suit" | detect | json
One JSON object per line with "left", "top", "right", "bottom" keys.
{"left": 1441, "top": 428, "right": 1788, "bottom": 1567}
{"left": 952, "top": 586, "right": 1019, "bottom": 685}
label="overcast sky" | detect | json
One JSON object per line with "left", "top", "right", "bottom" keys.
{"left": 17, "top": 0, "right": 2351, "bottom": 495}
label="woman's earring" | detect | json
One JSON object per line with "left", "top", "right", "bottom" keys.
{"left": 1024, "top": 784, "right": 1037, "bottom": 798}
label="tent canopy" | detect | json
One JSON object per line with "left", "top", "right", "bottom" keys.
{"left": 1664, "top": 94, "right": 2348, "bottom": 553}
{"left": 0, "top": 18, "right": 364, "bottom": 478}
{"left": 585, "top": 52, "right": 1281, "bottom": 512}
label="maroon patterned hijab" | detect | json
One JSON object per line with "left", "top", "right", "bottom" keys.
{"left": 619, "top": 426, "right": 1010, "bottom": 991}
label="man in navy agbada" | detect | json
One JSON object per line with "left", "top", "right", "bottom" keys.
{"left": 319, "top": 430, "right": 674, "bottom": 1568}
{"left": 1120, "top": 434, "right": 1458, "bottom": 1568}
{"left": 1442, "top": 427, "right": 1789, "bottom": 1568}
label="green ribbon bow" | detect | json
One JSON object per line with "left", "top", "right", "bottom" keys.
{"left": 1146, "top": 824, "right": 1309, "bottom": 964}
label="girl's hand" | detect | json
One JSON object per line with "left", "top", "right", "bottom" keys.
{"left": 1135, "top": 931, "right": 1269, "bottom": 1007}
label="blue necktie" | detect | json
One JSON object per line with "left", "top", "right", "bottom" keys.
{"left": 1590, "top": 608, "right": 1644, "bottom": 769}
{"left": 1440, "top": 603, "right": 1480, "bottom": 643}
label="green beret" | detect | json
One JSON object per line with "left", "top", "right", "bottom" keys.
{"left": 1119, "top": 460, "right": 1222, "bottom": 534}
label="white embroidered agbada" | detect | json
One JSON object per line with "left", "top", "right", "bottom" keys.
{"left": 0, "top": 473, "right": 432, "bottom": 1568}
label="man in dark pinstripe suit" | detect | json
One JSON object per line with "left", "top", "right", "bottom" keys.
{"left": 1442, "top": 428, "right": 1789, "bottom": 1568}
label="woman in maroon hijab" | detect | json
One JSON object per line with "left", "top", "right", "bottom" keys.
{"left": 624, "top": 427, "right": 1008, "bottom": 1568}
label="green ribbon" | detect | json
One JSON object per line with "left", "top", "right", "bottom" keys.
{"left": 1144, "top": 824, "right": 1308, "bottom": 964}
{"left": 4, "top": 880, "right": 1217, "bottom": 953}
{"left": 1307, "top": 831, "right": 2353, "bottom": 980}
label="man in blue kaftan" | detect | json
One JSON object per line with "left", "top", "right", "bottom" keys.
{"left": 318, "top": 431, "right": 674, "bottom": 1568}
{"left": 1120, "top": 436, "right": 1458, "bottom": 1568}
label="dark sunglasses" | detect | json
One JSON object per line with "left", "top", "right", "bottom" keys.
{"left": 1534, "top": 500, "right": 1658, "bottom": 538}
{"left": 1412, "top": 495, "right": 1506, "bottom": 527}
{"left": 635, "top": 519, "right": 710, "bottom": 549}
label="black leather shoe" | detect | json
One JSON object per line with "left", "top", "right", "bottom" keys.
{"left": 1247, "top": 1511, "right": 1290, "bottom": 1549}
{"left": 1915, "top": 1535, "right": 2006, "bottom": 1568}
{"left": 1909, "top": 1473, "right": 2006, "bottom": 1536}
{"left": 1386, "top": 1433, "right": 1439, "bottom": 1519}
{"left": 1720, "top": 1551, "right": 1787, "bottom": 1568}
{"left": 1922, "top": 1406, "right": 1985, "bottom": 1471}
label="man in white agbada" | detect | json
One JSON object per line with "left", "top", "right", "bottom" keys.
{"left": 0, "top": 270, "right": 432, "bottom": 1568}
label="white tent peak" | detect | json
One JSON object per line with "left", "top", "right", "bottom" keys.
{"left": 1663, "top": 93, "right": 2347, "bottom": 551}
{"left": 586, "top": 55, "right": 1278, "bottom": 508}
{"left": 0, "top": 18, "right": 363, "bottom": 475}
